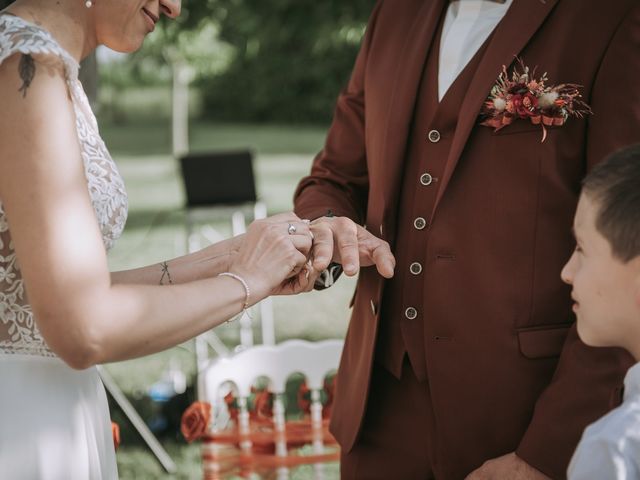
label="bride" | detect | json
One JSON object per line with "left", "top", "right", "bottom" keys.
{"left": 0, "top": 0, "right": 318, "bottom": 478}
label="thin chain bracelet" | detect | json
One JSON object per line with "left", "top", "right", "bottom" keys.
{"left": 159, "top": 261, "right": 173, "bottom": 285}
{"left": 218, "top": 272, "right": 251, "bottom": 321}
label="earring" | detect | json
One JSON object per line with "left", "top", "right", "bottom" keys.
{"left": 85, "top": 0, "right": 93, "bottom": 7}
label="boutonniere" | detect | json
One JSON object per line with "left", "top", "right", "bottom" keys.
{"left": 480, "top": 58, "right": 592, "bottom": 142}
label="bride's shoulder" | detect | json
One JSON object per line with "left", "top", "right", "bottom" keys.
{"left": 0, "top": 14, "right": 78, "bottom": 81}
{"left": 0, "top": 18, "right": 78, "bottom": 152}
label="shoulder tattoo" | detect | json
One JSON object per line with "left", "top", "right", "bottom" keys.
{"left": 18, "top": 54, "right": 36, "bottom": 98}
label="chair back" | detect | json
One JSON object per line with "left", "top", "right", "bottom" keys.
{"left": 198, "top": 339, "right": 344, "bottom": 479}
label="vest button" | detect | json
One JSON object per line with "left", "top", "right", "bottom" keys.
{"left": 414, "top": 217, "right": 427, "bottom": 230}
{"left": 405, "top": 307, "right": 418, "bottom": 320}
{"left": 420, "top": 173, "right": 433, "bottom": 186}
{"left": 428, "top": 130, "right": 441, "bottom": 143}
{"left": 409, "top": 262, "right": 423, "bottom": 275}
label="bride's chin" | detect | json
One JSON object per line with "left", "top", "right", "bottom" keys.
{"left": 103, "top": 37, "right": 145, "bottom": 55}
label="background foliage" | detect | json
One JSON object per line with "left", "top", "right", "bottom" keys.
{"left": 117, "top": 0, "right": 375, "bottom": 123}
{"left": 196, "top": 0, "right": 374, "bottom": 123}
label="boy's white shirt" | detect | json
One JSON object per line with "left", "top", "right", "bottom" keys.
{"left": 568, "top": 362, "right": 640, "bottom": 479}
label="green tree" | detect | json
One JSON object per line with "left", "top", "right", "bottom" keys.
{"left": 199, "top": 0, "right": 375, "bottom": 123}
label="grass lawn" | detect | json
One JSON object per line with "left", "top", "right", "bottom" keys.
{"left": 101, "top": 119, "right": 352, "bottom": 479}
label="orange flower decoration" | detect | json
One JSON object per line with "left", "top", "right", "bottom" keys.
{"left": 181, "top": 401, "right": 212, "bottom": 443}
{"left": 111, "top": 422, "right": 120, "bottom": 450}
{"left": 253, "top": 389, "right": 274, "bottom": 420}
{"left": 224, "top": 391, "right": 239, "bottom": 421}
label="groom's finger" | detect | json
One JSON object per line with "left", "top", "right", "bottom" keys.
{"left": 370, "top": 240, "right": 395, "bottom": 278}
{"left": 309, "top": 225, "right": 334, "bottom": 272}
{"left": 333, "top": 218, "right": 359, "bottom": 276}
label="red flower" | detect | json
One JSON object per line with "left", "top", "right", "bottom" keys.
{"left": 111, "top": 422, "right": 120, "bottom": 450}
{"left": 253, "top": 389, "right": 274, "bottom": 420}
{"left": 181, "top": 401, "right": 211, "bottom": 443}
{"left": 224, "top": 392, "right": 239, "bottom": 421}
{"left": 512, "top": 92, "right": 538, "bottom": 118}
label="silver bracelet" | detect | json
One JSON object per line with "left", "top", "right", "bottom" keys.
{"left": 218, "top": 272, "right": 250, "bottom": 314}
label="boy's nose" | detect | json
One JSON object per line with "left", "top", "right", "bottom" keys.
{"left": 560, "top": 253, "right": 576, "bottom": 285}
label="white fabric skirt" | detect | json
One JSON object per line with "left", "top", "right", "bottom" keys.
{"left": 0, "top": 354, "right": 118, "bottom": 479}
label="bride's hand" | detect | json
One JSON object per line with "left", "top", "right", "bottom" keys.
{"left": 227, "top": 212, "right": 314, "bottom": 303}
{"left": 271, "top": 259, "right": 320, "bottom": 296}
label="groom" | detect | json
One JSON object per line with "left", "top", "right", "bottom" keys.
{"left": 294, "top": 0, "right": 640, "bottom": 478}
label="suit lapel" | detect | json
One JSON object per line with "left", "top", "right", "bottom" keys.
{"left": 431, "top": 0, "right": 560, "bottom": 217}
{"left": 379, "top": 0, "right": 445, "bottom": 221}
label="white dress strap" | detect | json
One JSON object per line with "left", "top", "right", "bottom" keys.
{"left": 0, "top": 13, "right": 79, "bottom": 81}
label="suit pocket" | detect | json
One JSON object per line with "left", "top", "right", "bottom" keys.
{"left": 491, "top": 121, "right": 560, "bottom": 137}
{"left": 517, "top": 323, "right": 572, "bottom": 359}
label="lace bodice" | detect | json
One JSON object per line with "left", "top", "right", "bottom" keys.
{"left": 0, "top": 14, "right": 128, "bottom": 358}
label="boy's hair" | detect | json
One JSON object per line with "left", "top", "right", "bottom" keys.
{"left": 582, "top": 144, "right": 640, "bottom": 262}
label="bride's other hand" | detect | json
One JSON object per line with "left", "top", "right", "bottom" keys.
{"left": 272, "top": 259, "right": 320, "bottom": 296}
{"left": 228, "top": 212, "right": 314, "bottom": 302}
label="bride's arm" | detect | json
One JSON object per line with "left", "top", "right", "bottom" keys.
{"left": 0, "top": 54, "right": 312, "bottom": 370}
{"left": 110, "top": 236, "right": 242, "bottom": 285}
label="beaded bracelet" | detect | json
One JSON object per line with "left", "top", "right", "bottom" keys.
{"left": 218, "top": 272, "right": 251, "bottom": 315}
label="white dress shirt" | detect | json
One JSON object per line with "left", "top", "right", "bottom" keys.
{"left": 568, "top": 362, "right": 640, "bottom": 479}
{"left": 438, "top": 0, "right": 513, "bottom": 101}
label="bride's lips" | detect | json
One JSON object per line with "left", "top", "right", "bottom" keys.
{"left": 141, "top": 8, "right": 159, "bottom": 32}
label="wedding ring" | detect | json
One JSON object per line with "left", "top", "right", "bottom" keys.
{"left": 287, "top": 223, "right": 297, "bottom": 235}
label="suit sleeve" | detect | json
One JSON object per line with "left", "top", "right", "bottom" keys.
{"left": 516, "top": 6, "right": 640, "bottom": 479}
{"left": 293, "top": 1, "right": 384, "bottom": 223}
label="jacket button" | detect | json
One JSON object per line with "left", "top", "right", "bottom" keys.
{"left": 428, "top": 130, "right": 441, "bottom": 143}
{"left": 414, "top": 217, "right": 427, "bottom": 230}
{"left": 405, "top": 307, "right": 418, "bottom": 320}
{"left": 420, "top": 173, "right": 433, "bottom": 186}
{"left": 409, "top": 262, "right": 423, "bottom": 275}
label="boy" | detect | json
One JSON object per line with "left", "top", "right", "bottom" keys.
{"left": 562, "top": 144, "right": 640, "bottom": 479}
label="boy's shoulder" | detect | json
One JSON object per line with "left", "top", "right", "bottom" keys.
{"left": 568, "top": 395, "right": 640, "bottom": 479}
{"left": 586, "top": 363, "right": 640, "bottom": 441}
{"left": 584, "top": 397, "right": 640, "bottom": 442}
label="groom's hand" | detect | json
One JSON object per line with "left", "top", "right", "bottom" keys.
{"left": 309, "top": 216, "right": 395, "bottom": 278}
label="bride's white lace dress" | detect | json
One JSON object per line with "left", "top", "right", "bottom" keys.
{"left": 0, "top": 14, "right": 128, "bottom": 479}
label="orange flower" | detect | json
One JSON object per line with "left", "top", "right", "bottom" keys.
{"left": 253, "top": 389, "right": 274, "bottom": 420}
{"left": 181, "top": 401, "right": 212, "bottom": 443}
{"left": 111, "top": 422, "right": 120, "bottom": 450}
{"left": 224, "top": 391, "right": 239, "bottom": 421}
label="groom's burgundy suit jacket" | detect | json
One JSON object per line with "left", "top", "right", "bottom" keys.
{"left": 294, "top": 0, "right": 640, "bottom": 478}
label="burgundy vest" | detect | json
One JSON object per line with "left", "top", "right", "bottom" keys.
{"left": 375, "top": 20, "right": 494, "bottom": 381}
